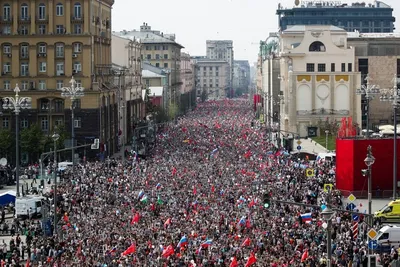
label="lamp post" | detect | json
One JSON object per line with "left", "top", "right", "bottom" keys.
{"left": 52, "top": 133, "right": 59, "bottom": 236}
{"left": 356, "top": 74, "right": 380, "bottom": 138}
{"left": 2, "top": 85, "right": 31, "bottom": 197}
{"left": 380, "top": 74, "right": 399, "bottom": 199}
{"left": 325, "top": 130, "right": 329, "bottom": 152}
{"left": 321, "top": 206, "right": 334, "bottom": 267}
{"left": 364, "top": 145, "right": 375, "bottom": 227}
{"left": 60, "top": 77, "right": 84, "bottom": 175}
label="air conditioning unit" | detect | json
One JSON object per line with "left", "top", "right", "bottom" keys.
{"left": 72, "top": 54, "right": 78, "bottom": 58}
{"left": 7, "top": 54, "right": 11, "bottom": 58}
{"left": 73, "top": 70, "right": 77, "bottom": 74}
{"left": 57, "top": 71, "right": 64, "bottom": 76}
{"left": 43, "top": 53, "right": 47, "bottom": 57}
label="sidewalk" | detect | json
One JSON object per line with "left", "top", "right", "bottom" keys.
{"left": 298, "top": 138, "right": 327, "bottom": 155}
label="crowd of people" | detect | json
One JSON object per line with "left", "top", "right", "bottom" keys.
{"left": 2, "top": 99, "right": 398, "bottom": 266}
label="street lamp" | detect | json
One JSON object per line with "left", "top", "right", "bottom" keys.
{"left": 321, "top": 207, "right": 334, "bottom": 267}
{"left": 52, "top": 133, "right": 59, "bottom": 235}
{"left": 356, "top": 74, "right": 380, "bottom": 138}
{"left": 325, "top": 130, "right": 329, "bottom": 152}
{"left": 380, "top": 74, "right": 399, "bottom": 199}
{"left": 2, "top": 85, "right": 31, "bottom": 197}
{"left": 60, "top": 77, "right": 84, "bottom": 174}
{"left": 364, "top": 145, "right": 375, "bottom": 225}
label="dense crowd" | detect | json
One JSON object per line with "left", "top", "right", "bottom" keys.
{"left": 2, "top": 99, "right": 398, "bottom": 266}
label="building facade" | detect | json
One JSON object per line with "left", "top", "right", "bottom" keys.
{"left": 193, "top": 58, "right": 230, "bottom": 100}
{"left": 347, "top": 32, "right": 400, "bottom": 129}
{"left": 277, "top": 1, "right": 395, "bottom": 33}
{"left": 261, "top": 57, "right": 281, "bottom": 128}
{"left": 113, "top": 23, "right": 184, "bottom": 113}
{"left": 111, "top": 34, "right": 144, "bottom": 145}
{"left": 142, "top": 62, "right": 169, "bottom": 111}
{"left": 232, "top": 60, "right": 251, "bottom": 94}
{"left": 0, "top": 0, "right": 117, "bottom": 163}
{"left": 180, "top": 52, "right": 195, "bottom": 112}
{"left": 206, "top": 40, "right": 234, "bottom": 95}
{"left": 279, "top": 25, "right": 361, "bottom": 137}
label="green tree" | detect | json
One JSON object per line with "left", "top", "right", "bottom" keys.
{"left": 20, "top": 124, "right": 44, "bottom": 162}
{"left": 168, "top": 103, "right": 179, "bottom": 120}
{"left": 43, "top": 124, "right": 69, "bottom": 153}
{"left": 0, "top": 129, "right": 13, "bottom": 158}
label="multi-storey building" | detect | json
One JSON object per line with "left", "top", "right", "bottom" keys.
{"left": 180, "top": 52, "right": 195, "bottom": 111}
{"left": 206, "top": 40, "right": 234, "bottom": 95}
{"left": 111, "top": 34, "right": 144, "bottom": 145}
{"left": 232, "top": 60, "right": 250, "bottom": 94}
{"left": 192, "top": 58, "right": 230, "bottom": 100}
{"left": 277, "top": 1, "right": 395, "bottom": 33}
{"left": 113, "top": 23, "right": 184, "bottom": 111}
{"left": 279, "top": 25, "right": 361, "bottom": 137}
{"left": 0, "top": 0, "right": 116, "bottom": 162}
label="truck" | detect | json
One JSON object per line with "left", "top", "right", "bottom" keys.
{"left": 15, "top": 196, "right": 45, "bottom": 218}
{"left": 374, "top": 200, "right": 400, "bottom": 223}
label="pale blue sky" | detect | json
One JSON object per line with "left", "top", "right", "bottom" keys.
{"left": 112, "top": 0, "right": 400, "bottom": 65}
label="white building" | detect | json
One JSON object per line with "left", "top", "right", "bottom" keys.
{"left": 206, "top": 40, "right": 234, "bottom": 91}
{"left": 279, "top": 25, "right": 361, "bottom": 137}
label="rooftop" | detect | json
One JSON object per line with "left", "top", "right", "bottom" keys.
{"left": 142, "top": 69, "right": 166, "bottom": 78}
{"left": 277, "top": 0, "right": 392, "bottom": 11}
{"left": 347, "top": 31, "right": 400, "bottom": 38}
{"left": 283, "top": 25, "right": 346, "bottom": 33}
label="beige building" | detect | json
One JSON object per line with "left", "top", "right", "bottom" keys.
{"left": 0, "top": 0, "right": 119, "bottom": 160}
{"left": 279, "top": 25, "right": 362, "bottom": 137}
{"left": 206, "top": 40, "right": 234, "bottom": 90}
{"left": 113, "top": 23, "right": 184, "bottom": 110}
{"left": 347, "top": 32, "right": 400, "bottom": 129}
{"left": 193, "top": 58, "right": 230, "bottom": 100}
{"left": 111, "top": 34, "right": 144, "bottom": 144}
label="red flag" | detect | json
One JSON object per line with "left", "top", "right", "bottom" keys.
{"left": 162, "top": 245, "right": 174, "bottom": 258}
{"left": 130, "top": 213, "right": 140, "bottom": 225}
{"left": 25, "top": 258, "right": 30, "bottom": 267}
{"left": 248, "top": 199, "right": 255, "bottom": 208}
{"left": 211, "top": 185, "right": 215, "bottom": 193}
{"left": 241, "top": 237, "right": 251, "bottom": 247}
{"left": 245, "top": 253, "right": 257, "bottom": 267}
{"left": 245, "top": 219, "right": 252, "bottom": 228}
{"left": 122, "top": 244, "right": 136, "bottom": 256}
{"left": 164, "top": 218, "right": 171, "bottom": 228}
{"left": 230, "top": 257, "right": 238, "bottom": 267}
{"left": 301, "top": 249, "right": 308, "bottom": 262}
{"left": 193, "top": 186, "right": 197, "bottom": 195}
{"left": 63, "top": 213, "right": 69, "bottom": 223}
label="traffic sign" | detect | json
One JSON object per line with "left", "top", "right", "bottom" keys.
{"left": 323, "top": 184, "right": 333, "bottom": 192}
{"left": 297, "top": 140, "right": 302, "bottom": 145}
{"left": 347, "top": 194, "right": 356, "bottom": 202}
{"left": 368, "top": 240, "right": 378, "bottom": 250}
{"left": 348, "top": 203, "right": 356, "bottom": 211}
{"left": 367, "top": 229, "right": 378, "bottom": 240}
{"left": 352, "top": 214, "right": 359, "bottom": 222}
{"left": 297, "top": 145, "right": 301, "bottom": 150}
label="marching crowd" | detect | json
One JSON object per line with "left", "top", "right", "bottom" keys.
{"left": 2, "top": 99, "right": 398, "bottom": 266}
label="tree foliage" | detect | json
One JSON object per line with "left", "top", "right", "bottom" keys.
{"left": 0, "top": 129, "right": 13, "bottom": 158}
{"left": 317, "top": 118, "right": 340, "bottom": 136}
{"left": 20, "top": 124, "right": 44, "bottom": 160}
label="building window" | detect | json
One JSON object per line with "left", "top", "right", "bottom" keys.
{"left": 216, "top": 67, "right": 219, "bottom": 71}
{"left": 56, "top": 80, "right": 63, "bottom": 90}
{"left": 56, "top": 25, "right": 65, "bottom": 34}
{"left": 20, "top": 63, "right": 29, "bottom": 76}
{"left": 146, "top": 54, "right": 151, "bottom": 60}
{"left": 2, "top": 117, "right": 9, "bottom": 129}
{"left": 3, "top": 63, "right": 10, "bottom": 73}
{"left": 216, "top": 72, "right": 219, "bottom": 76}
{"left": 209, "top": 67, "right": 213, "bottom": 71}
{"left": 54, "top": 99, "right": 64, "bottom": 112}
{"left": 19, "top": 26, "right": 28, "bottom": 35}
{"left": 3, "top": 44, "right": 10, "bottom": 54}
{"left": 56, "top": 62, "right": 64, "bottom": 76}
{"left": 20, "top": 4, "right": 28, "bottom": 19}
{"left": 38, "top": 43, "right": 46, "bottom": 54}
{"left": 38, "top": 4, "right": 46, "bottom": 20}
{"left": 74, "top": 117, "right": 82, "bottom": 128}
{"left": 155, "top": 63, "right": 160, "bottom": 68}
{"left": 3, "top": 4, "right": 11, "bottom": 21}
{"left": 164, "top": 63, "right": 168, "bottom": 68}
{"left": 73, "top": 62, "right": 81, "bottom": 72}
{"left": 309, "top": 41, "right": 326, "bottom": 52}
{"left": 73, "top": 24, "right": 82, "bottom": 34}
{"left": 155, "top": 54, "right": 160, "bottom": 60}
{"left": 306, "top": 63, "right": 315, "bottom": 72}
{"left": 164, "top": 54, "right": 168, "bottom": 59}
{"left": 348, "top": 63, "right": 352, "bottom": 72}
{"left": 73, "top": 3, "right": 81, "bottom": 18}
{"left": 41, "top": 117, "right": 48, "bottom": 131}
{"left": 20, "top": 118, "right": 28, "bottom": 129}
{"left": 38, "top": 80, "right": 46, "bottom": 90}
{"left": 145, "top": 46, "right": 150, "bottom": 50}
{"left": 341, "top": 63, "right": 346, "bottom": 72}
{"left": 318, "top": 64, "right": 326, "bottom": 72}
{"left": 20, "top": 44, "right": 29, "bottom": 59}
{"left": 75, "top": 80, "right": 82, "bottom": 88}
{"left": 21, "top": 81, "right": 28, "bottom": 90}
{"left": 38, "top": 25, "right": 46, "bottom": 34}
{"left": 73, "top": 43, "right": 82, "bottom": 53}
{"left": 55, "top": 43, "right": 64, "bottom": 58}
{"left": 162, "top": 45, "right": 168, "bottom": 50}
{"left": 56, "top": 3, "right": 63, "bottom": 16}
{"left": 3, "top": 81, "right": 10, "bottom": 90}
{"left": 331, "top": 63, "right": 335, "bottom": 72}
{"left": 39, "top": 62, "right": 46, "bottom": 72}
{"left": 154, "top": 45, "right": 160, "bottom": 50}
{"left": 3, "top": 26, "right": 11, "bottom": 35}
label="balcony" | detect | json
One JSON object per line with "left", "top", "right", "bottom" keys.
{"left": 35, "top": 15, "right": 48, "bottom": 23}
{"left": 0, "top": 16, "right": 12, "bottom": 24}
{"left": 71, "top": 15, "right": 83, "bottom": 23}
{"left": 18, "top": 16, "right": 31, "bottom": 24}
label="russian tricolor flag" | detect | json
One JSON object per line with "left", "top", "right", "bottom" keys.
{"left": 156, "top": 183, "right": 161, "bottom": 190}
{"left": 201, "top": 239, "right": 213, "bottom": 248}
{"left": 138, "top": 190, "right": 144, "bottom": 200}
{"left": 301, "top": 213, "right": 312, "bottom": 223}
{"left": 177, "top": 236, "right": 188, "bottom": 248}
{"left": 238, "top": 216, "right": 246, "bottom": 226}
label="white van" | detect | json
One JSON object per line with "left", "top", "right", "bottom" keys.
{"left": 376, "top": 225, "right": 400, "bottom": 247}
{"left": 58, "top": 161, "right": 73, "bottom": 171}
{"left": 15, "top": 196, "right": 45, "bottom": 218}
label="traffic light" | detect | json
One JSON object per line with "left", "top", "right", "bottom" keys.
{"left": 263, "top": 193, "right": 271, "bottom": 208}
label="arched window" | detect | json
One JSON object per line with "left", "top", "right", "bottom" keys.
{"left": 56, "top": 3, "right": 63, "bottom": 16}
{"left": 309, "top": 41, "right": 326, "bottom": 52}
{"left": 21, "top": 3, "right": 28, "bottom": 19}
{"left": 3, "top": 4, "right": 11, "bottom": 20}
{"left": 38, "top": 3, "right": 46, "bottom": 20}
{"left": 74, "top": 3, "right": 81, "bottom": 18}
{"left": 38, "top": 43, "right": 47, "bottom": 54}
